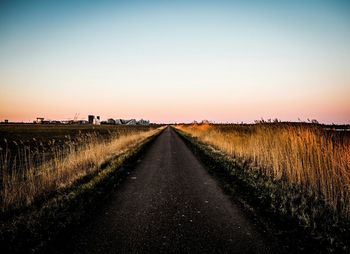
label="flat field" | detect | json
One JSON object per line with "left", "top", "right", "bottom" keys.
{"left": 0, "top": 124, "right": 154, "bottom": 170}
{"left": 0, "top": 124, "right": 159, "bottom": 212}
{"left": 176, "top": 123, "right": 350, "bottom": 219}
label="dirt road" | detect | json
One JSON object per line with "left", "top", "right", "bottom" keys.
{"left": 49, "top": 127, "right": 280, "bottom": 253}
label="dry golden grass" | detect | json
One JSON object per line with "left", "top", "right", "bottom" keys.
{"left": 176, "top": 123, "right": 350, "bottom": 217}
{"left": 1, "top": 127, "right": 162, "bottom": 212}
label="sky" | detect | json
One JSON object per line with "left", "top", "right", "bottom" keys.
{"left": 0, "top": 0, "right": 349, "bottom": 123}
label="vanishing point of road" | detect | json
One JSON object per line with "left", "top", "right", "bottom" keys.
{"left": 50, "top": 127, "right": 282, "bottom": 254}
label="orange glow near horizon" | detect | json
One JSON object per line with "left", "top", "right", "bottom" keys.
{"left": 1, "top": 1, "right": 350, "bottom": 124}
{"left": 1, "top": 89, "right": 349, "bottom": 123}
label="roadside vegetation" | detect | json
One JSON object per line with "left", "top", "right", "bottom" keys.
{"left": 175, "top": 122, "right": 350, "bottom": 252}
{"left": 0, "top": 124, "right": 164, "bottom": 253}
{"left": 1, "top": 125, "right": 160, "bottom": 212}
{"left": 0, "top": 124, "right": 152, "bottom": 173}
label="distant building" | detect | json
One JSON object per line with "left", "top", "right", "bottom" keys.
{"left": 77, "top": 120, "right": 89, "bottom": 124}
{"left": 35, "top": 117, "right": 44, "bottom": 124}
{"left": 115, "top": 119, "right": 122, "bottom": 125}
{"left": 50, "top": 120, "right": 62, "bottom": 124}
{"left": 88, "top": 115, "right": 101, "bottom": 125}
{"left": 95, "top": 116, "right": 101, "bottom": 125}
{"left": 4, "top": 119, "right": 8, "bottom": 123}
{"left": 122, "top": 119, "right": 137, "bottom": 125}
{"left": 88, "top": 115, "right": 95, "bottom": 124}
{"left": 99, "top": 117, "right": 150, "bottom": 126}
{"left": 138, "top": 119, "right": 150, "bottom": 125}
{"left": 107, "top": 118, "right": 116, "bottom": 124}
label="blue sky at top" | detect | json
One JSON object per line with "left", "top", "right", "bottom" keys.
{"left": 0, "top": 0, "right": 349, "bottom": 123}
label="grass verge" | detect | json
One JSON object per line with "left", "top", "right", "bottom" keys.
{"left": 0, "top": 129, "right": 163, "bottom": 253}
{"left": 175, "top": 128, "right": 350, "bottom": 254}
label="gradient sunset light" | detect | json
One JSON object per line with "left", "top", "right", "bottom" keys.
{"left": 1, "top": 0, "right": 349, "bottom": 123}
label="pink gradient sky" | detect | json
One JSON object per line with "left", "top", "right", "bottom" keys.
{"left": 1, "top": 1, "right": 350, "bottom": 124}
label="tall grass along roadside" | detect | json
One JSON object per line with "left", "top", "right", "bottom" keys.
{"left": 1, "top": 126, "right": 162, "bottom": 213}
{"left": 175, "top": 123, "right": 350, "bottom": 219}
